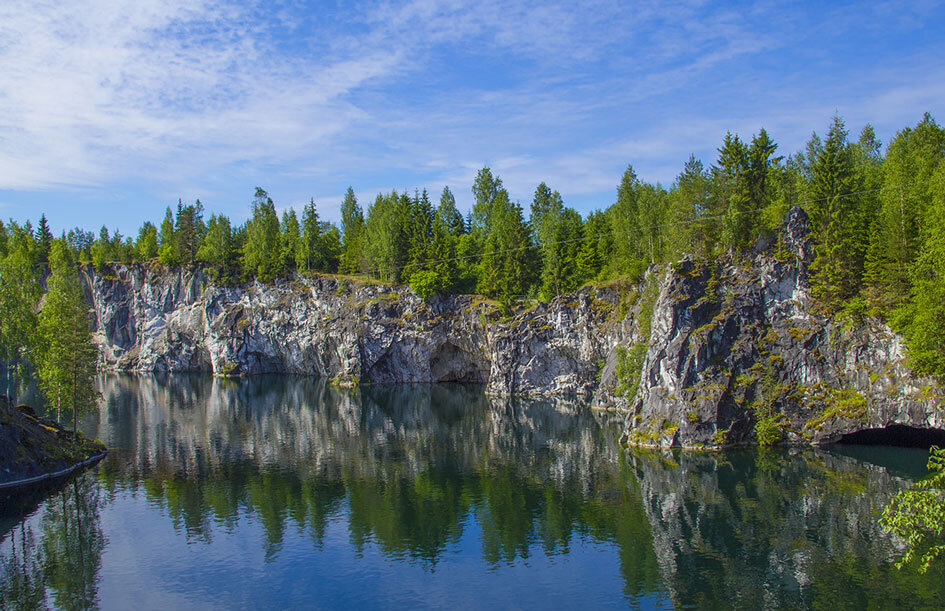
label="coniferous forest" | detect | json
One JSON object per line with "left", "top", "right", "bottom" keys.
{"left": 2, "top": 113, "right": 945, "bottom": 379}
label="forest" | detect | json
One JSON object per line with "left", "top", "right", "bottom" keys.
{"left": 1, "top": 113, "right": 944, "bottom": 380}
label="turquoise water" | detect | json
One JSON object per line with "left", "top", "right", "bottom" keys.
{"left": 1, "top": 374, "right": 943, "bottom": 609}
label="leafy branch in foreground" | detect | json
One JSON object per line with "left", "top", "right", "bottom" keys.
{"left": 881, "top": 446, "right": 945, "bottom": 572}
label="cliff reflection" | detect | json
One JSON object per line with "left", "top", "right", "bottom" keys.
{"left": 629, "top": 448, "right": 945, "bottom": 609}
{"left": 85, "top": 374, "right": 663, "bottom": 598}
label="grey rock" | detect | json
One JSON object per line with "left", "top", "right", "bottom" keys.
{"left": 83, "top": 205, "right": 943, "bottom": 445}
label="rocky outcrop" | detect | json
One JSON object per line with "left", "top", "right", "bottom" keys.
{"left": 603, "top": 207, "right": 944, "bottom": 447}
{"left": 84, "top": 206, "right": 944, "bottom": 446}
{"left": 0, "top": 396, "right": 106, "bottom": 488}
{"left": 87, "top": 268, "right": 624, "bottom": 397}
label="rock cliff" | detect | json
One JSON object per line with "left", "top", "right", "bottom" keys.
{"left": 84, "top": 206, "right": 943, "bottom": 447}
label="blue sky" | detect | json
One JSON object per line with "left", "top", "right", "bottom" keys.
{"left": 1, "top": 0, "right": 944, "bottom": 235}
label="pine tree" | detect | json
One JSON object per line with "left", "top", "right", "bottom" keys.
{"left": 478, "top": 190, "right": 531, "bottom": 303}
{"left": 37, "top": 241, "right": 98, "bottom": 431}
{"left": 90, "top": 226, "right": 110, "bottom": 270}
{"left": 747, "top": 129, "right": 782, "bottom": 236}
{"left": 609, "top": 165, "right": 644, "bottom": 275}
{"left": 174, "top": 199, "right": 205, "bottom": 265}
{"left": 672, "top": 155, "right": 714, "bottom": 257}
{"left": 576, "top": 210, "right": 610, "bottom": 283}
{"left": 405, "top": 189, "right": 434, "bottom": 282}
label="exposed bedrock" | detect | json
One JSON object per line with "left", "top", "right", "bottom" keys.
{"left": 84, "top": 206, "right": 943, "bottom": 446}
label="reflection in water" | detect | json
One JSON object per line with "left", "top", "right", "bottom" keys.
{"left": 1, "top": 476, "right": 105, "bottom": 610}
{"left": 86, "top": 374, "right": 665, "bottom": 605}
{"left": 629, "top": 448, "right": 945, "bottom": 609}
{"left": 1, "top": 374, "right": 943, "bottom": 608}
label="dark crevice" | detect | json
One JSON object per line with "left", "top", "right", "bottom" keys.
{"left": 834, "top": 424, "right": 945, "bottom": 448}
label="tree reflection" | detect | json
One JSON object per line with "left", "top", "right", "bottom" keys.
{"left": 629, "top": 448, "right": 945, "bottom": 609}
{"left": 85, "top": 374, "right": 664, "bottom": 598}
{"left": 0, "top": 474, "right": 106, "bottom": 610}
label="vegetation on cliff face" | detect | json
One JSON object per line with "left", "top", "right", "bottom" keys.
{"left": 3, "top": 113, "right": 944, "bottom": 376}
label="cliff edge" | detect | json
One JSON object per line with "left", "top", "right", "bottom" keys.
{"left": 83, "top": 207, "right": 943, "bottom": 448}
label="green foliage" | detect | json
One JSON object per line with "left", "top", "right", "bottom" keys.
{"left": 157, "top": 207, "right": 176, "bottom": 265}
{"left": 11, "top": 113, "right": 945, "bottom": 380}
{"left": 0, "top": 225, "right": 42, "bottom": 402}
{"left": 477, "top": 189, "right": 532, "bottom": 304}
{"left": 135, "top": 221, "right": 159, "bottom": 261}
{"left": 409, "top": 270, "right": 440, "bottom": 299}
{"left": 754, "top": 414, "right": 785, "bottom": 446}
{"left": 881, "top": 446, "right": 945, "bottom": 572}
{"left": 805, "top": 387, "right": 868, "bottom": 431}
{"left": 340, "top": 187, "right": 365, "bottom": 274}
{"left": 243, "top": 188, "right": 282, "bottom": 281}
{"left": 614, "top": 343, "right": 647, "bottom": 400}
{"left": 197, "top": 214, "right": 236, "bottom": 282}
{"left": 37, "top": 241, "right": 99, "bottom": 432}
{"left": 808, "top": 115, "right": 866, "bottom": 305}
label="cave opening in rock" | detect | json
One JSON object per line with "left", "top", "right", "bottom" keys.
{"left": 834, "top": 424, "right": 945, "bottom": 448}
{"left": 430, "top": 342, "right": 488, "bottom": 384}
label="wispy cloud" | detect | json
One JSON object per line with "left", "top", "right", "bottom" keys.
{"left": 0, "top": 0, "right": 942, "bottom": 230}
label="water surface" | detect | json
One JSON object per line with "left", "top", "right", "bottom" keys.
{"left": 1, "top": 375, "right": 943, "bottom": 609}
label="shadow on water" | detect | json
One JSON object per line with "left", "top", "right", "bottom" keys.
{"left": 2, "top": 373, "right": 945, "bottom": 608}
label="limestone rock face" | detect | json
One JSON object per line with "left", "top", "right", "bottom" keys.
{"left": 84, "top": 206, "right": 943, "bottom": 445}
{"left": 87, "top": 267, "right": 621, "bottom": 397}
{"left": 607, "top": 207, "right": 943, "bottom": 447}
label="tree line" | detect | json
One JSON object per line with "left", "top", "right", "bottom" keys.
{"left": 1, "top": 112, "right": 944, "bottom": 379}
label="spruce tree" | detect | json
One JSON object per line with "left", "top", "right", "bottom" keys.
{"left": 673, "top": 155, "right": 713, "bottom": 257}
{"left": 35, "top": 214, "right": 53, "bottom": 264}
{"left": 609, "top": 165, "right": 643, "bottom": 275}
{"left": 807, "top": 115, "right": 863, "bottom": 304}
{"left": 714, "top": 132, "right": 752, "bottom": 251}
